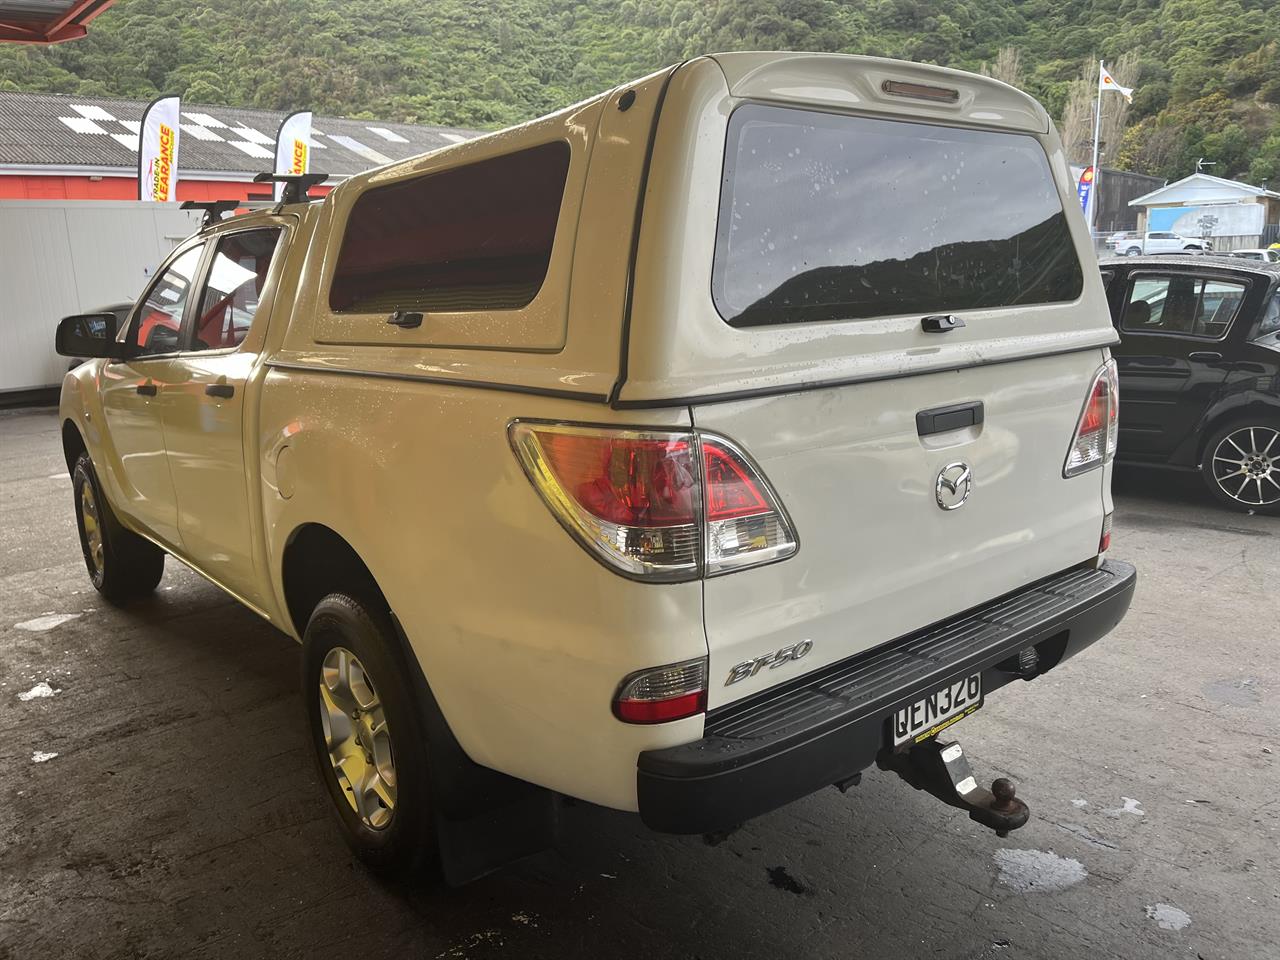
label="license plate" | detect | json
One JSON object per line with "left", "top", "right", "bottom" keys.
{"left": 891, "top": 673, "right": 983, "bottom": 747}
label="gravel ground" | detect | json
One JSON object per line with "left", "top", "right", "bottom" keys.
{"left": 1, "top": 405, "right": 1276, "bottom": 960}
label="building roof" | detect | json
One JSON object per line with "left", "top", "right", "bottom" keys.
{"left": 1128, "top": 172, "right": 1280, "bottom": 208}
{"left": 0, "top": 90, "right": 480, "bottom": 180}
{"left": 0, "top": 0, "right": 115, "bottom": 44}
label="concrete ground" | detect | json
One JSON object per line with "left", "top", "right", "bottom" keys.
{"left": 1, "top": 405, "right": 1275, "bottom": 960}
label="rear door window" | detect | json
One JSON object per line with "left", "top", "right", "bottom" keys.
{"left": 328, "top": 141, "right": 570, "bottom": 314}
{"left": 1121, "top": 275, "right": 1247, "bottom": 338}
{"left": 191, "top": 228, "right": 282, "bottom": 350}
{"left": 711, "top": 104, "right": 1083, "bottom": 327}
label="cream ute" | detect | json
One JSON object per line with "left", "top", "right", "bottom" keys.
{"left": 56, "top": 52, "right": 1136, "bottom": 883}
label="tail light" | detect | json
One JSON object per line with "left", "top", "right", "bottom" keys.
{"left": 1064, "top": 360, "right": 1119, "bottom": 477}
{"left": 1099, "top": 511, "right": 1113, "bottom": 553}
{"left": 613, "top": 658, "right": 707, "bottom": 724}
{"left": 509, "top": 422, "right": 797, "bottom": 582}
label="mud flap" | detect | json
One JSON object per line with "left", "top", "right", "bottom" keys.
{"left": 879, "top": 739, "right": 1030, "bottom": 837}
{"left": 390, "top": 615, "right": 559, "bottom": 885}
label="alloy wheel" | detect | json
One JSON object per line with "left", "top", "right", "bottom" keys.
{"left": 1211, "top": 426, "right": 1280, "bottom": 507}
{"left": 318, "top": 646, "right": 397, "bottom": 829}
{"left": 80, "top": 480, "right": 104, "bottom": 576}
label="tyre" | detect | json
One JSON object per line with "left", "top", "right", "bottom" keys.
{"left": 72, "top": 452, "right": 164, "bottom": 603}
{"left": 302, "top": 591, "right": 436, "bottom": 875}
{"left": 1125, "top": 246, "right": 1142, "bottom": 256}
{"left": 1201, "top": 421, "right": 1280, "bottom": 515}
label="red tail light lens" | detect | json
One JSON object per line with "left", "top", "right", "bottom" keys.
{"left": 509, "top": 423, "right": 798, "bottom": 581}
{"left": 538, "top": 433, "right": 696, "bottom": 527}
{"left": 1064, "top": 360, "right": 1119, "bottom": 477}
{"left": 1099, "top": 511, "right": 1113, "bottom": 553}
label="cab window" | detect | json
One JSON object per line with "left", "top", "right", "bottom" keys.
{"left": 1121, "top": 275, "right": 1247, "bottom": 339}
{"left": 1258, "top": 291, "right": 1280, "bottom": 338}
{"left": 191, "top": 229, "right": 282, "bottom": 350}
{"left": 131, "top": 245, "right": 204, "bottom": 356}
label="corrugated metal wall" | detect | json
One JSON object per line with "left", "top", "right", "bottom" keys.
{"left": 0, "top": 200, "right": 200, "bottom": 393}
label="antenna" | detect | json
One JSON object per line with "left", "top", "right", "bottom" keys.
{"left": 180, "top": 199, "right": 241, "bottom": 229}
{"left": 1195, "top": 158, "right": 1216, "bottom": 174}
{"left": 252, "top": 172, "right": 329, "bottom": 205}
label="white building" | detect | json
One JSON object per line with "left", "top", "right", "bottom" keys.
{"left": 1129, "top": 173, "right": 1280, "bottom": 251}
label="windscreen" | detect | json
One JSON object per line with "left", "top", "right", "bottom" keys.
{"left": 712, "top": 104, "right": 1084, "bottom": 327}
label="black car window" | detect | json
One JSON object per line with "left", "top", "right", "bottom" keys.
{"left": 1258, "top": 291, "right": 1280, "bottom": 338}
{"left": 1122, "top": 275, "right": 1247, "bottom": 339}
{"left": 192, "top": 228, "right": 282, "bottom": 350}
{"left": 710, "top": 104, "right": 1082, "bottom": 327}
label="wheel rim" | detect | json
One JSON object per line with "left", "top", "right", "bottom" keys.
{"left": 318, "top": 647, "right": 397, "bottom": 830}
{"left": 1211, "top": 426, "right": 1280, "bottom": 507}
{"left": 79, "top": 480, "right": 104, "bottom": 575}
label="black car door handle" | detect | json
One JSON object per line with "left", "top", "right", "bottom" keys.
{"left": 136, "top": 382, "right": 157, "bottom": 396}
{"left": 205, "top": 383, "right": 235, "bottom": 399}
{"left": 1188, "top": 351, "right": 1223, "bottom": 363}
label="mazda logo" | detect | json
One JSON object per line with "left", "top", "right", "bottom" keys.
{"left": 935, "top": 461, "right": 973, "bottom": 511}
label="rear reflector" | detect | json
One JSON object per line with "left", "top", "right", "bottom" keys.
{"left": 613, "top": 658, "right": 708, "bottom": 724}
{"left": 1099, "top": 511, "right": 1113, "bottom": 553}
{"left": 1064, "top": 360, "right": 1119, "bottom": 477}
{"left": 509, "top": 422, "right": 797, "bottom": 581}
{"left": 882, "top": 79, "right": 960, "bottom": 103}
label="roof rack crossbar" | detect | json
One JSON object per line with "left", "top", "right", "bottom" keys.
{"left": 179, "top": 199, "right": 241, "bottom": 229}
{"left": 252, "top": 172, "right": 329, "bottom": 205}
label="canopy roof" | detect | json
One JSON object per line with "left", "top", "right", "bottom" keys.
{"left": 0, "top": 0, "right": 115, "bottom": 44}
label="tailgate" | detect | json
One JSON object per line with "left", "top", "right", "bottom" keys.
{"left": 694, "top": 349, "right": 1109, "bottom": 709}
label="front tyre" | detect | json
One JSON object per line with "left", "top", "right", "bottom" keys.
{"left": 1125, "top": 246, "right": 1142, "bottom": 256}
{"left": 1201, "top": 421, "right": 1280, "bottom": 515}
{"left": 302, "top": 592, "right": 436, "bottom": 876}
{"left": 72, "top": 452, "right": 164, "bottom": 604}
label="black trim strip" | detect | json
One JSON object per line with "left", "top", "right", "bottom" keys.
{"left": 608, "top": 62, "right": 684, "bottom": 406}
{"left": 611, "top": 341, "right": 1113, "bottom": 409}
{"left": 263, "top": 360, "right": 609, "bottom": 403}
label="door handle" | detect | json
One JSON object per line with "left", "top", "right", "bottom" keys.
{"left": 386, "top": 310, "right": 424, "bottom": 329}
{"left": 205, "top": 383, "right": 235, "bottom": 399}
{"left": 136, "top": 382, "right": 157, "bottom": 396}
{"left": 1188, "top": 351, "right": 1223, "bottom": 363}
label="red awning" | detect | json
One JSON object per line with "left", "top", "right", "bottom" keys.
{"left": 0, "top": 0, "right": 116, "bottom": 44}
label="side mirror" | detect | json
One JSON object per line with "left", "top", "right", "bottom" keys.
{"left": 55, "top": 312, "right": 120, "bottom": 359}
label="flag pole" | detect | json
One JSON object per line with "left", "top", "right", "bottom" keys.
{"left": 1088, "top": 59, "right": 1104, "bottom": 239}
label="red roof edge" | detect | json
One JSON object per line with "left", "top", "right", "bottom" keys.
{"left": 0, "top": 0, "right": 117, "bottom": 45}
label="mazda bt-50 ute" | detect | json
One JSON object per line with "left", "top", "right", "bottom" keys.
{"left": 55, "top": 52, "right": 1136, "bottom": 883}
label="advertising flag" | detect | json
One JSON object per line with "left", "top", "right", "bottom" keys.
{"left": 1077, "top": 165, "right": 1095, "bottom": 214}
{"left": 1099, "top": 65, "right": 1134, "bottom": 104}
{"left": 273, "top": 111, "right": 313, "bottom": 201}
{"left": 138, "top": 95, "right": 181, "bottom": 202}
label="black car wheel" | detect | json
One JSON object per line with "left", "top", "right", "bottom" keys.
{"left": 72, "top": 452, "right": 165, "bottom": 603}
{"left": 1124, "top": 246, "right": 1142, "bottom": 256}
{"left": 1201, "top": 422, "right": 1280, "bottom": 515}
{"left": 302, "top": 591, "right": 436, "bottom": 876}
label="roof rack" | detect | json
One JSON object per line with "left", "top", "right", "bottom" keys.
{"left": 252, "top": 172, "right": 329, "bottom": 206}
{"left": 180, "top": 200, "right": 241, "bottom": 230}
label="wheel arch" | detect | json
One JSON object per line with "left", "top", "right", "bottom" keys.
{"left": 279, "top": 522, "right": 389, "bottom": 640}
{"left": 1192, "top": 398, "right": 1280, "bottom": 468}
{"left": 61, "top": 418, "right": 87, "bottom": 475}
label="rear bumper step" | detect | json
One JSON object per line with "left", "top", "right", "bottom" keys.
{"left": 637, "top": 559, "right": 1137, "bottom": 834}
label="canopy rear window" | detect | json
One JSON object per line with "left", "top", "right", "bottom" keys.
{"left": 712, "top": 104, "right": 1083, "bottom": 327}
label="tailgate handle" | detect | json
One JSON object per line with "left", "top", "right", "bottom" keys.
{"left": 917, "top": 401, "right": 984, "bottom": 437}
{"left": 921, "top": 314, "right": 965, "bottom": 333}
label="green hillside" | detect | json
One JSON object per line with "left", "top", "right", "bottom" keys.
{"left": 2, "top": 0, "right": 1278, "bottom": 181}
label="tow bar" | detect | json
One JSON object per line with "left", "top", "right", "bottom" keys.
{"left": 879, "top": 739, "right": 1029, "bottom": 837}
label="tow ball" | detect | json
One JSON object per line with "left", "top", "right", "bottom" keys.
{"left": 879, "top": 739, "right": 1030, "bottom": 837}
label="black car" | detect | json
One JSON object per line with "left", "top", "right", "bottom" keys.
{"left": 1100, "top": 255, "right": 1280, "bottom": 514}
